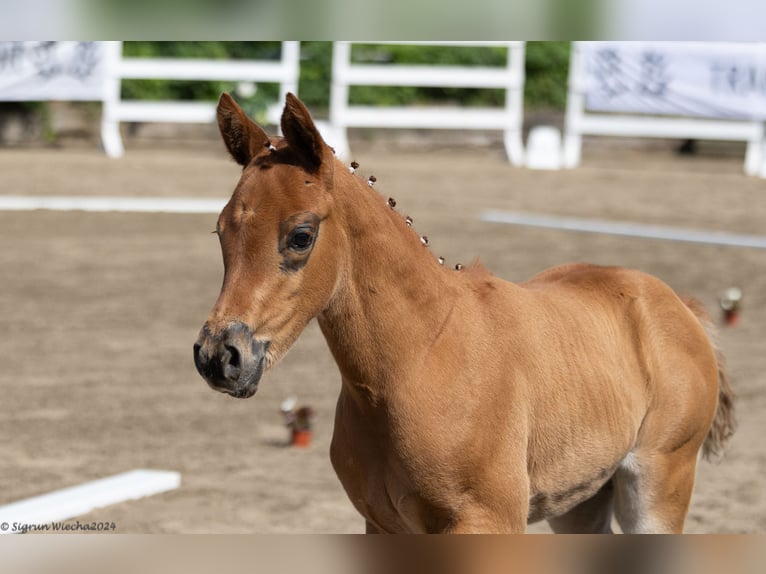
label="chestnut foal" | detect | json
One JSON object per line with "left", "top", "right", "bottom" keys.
{"left": 194, "top": 93, "right": 735, "bottom": 533}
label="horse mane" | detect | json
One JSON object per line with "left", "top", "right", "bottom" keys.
{"left": 340, "top": 159, "right": 500, "bottom": 296}
{"left": 464, "top": 259, "right": 493, "bottom": 278}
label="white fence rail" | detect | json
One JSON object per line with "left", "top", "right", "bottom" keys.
{"left": 329, "top": 41, "right": 526, "bottom": 165}
{"left": 100, "top": 41, "right": 300, "bottom": 158}
{"left": 563, "top": 41, "right": 766, "bottom": 177}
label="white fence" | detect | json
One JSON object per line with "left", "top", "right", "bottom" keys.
{"left": 329, "top": 42, "right": 526, "bottom": 165}
{"left": 100, "top": 41, "right": 300, "bottom": 158}
{"left": 6, "top": 42, "right": 766, "bottom": 178}
{"left": 563, "top": 41, "right": 766, "bottom": 176}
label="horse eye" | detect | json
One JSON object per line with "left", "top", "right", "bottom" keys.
{"left": 289, "top": 230, "right": 314, "bottom": 251}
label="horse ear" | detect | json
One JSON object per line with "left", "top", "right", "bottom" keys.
{"left": 281, "top": 93, "right": 328, "bottom": 173}
{"left": 217, "top": 92, "right": 269, "bottom": 166}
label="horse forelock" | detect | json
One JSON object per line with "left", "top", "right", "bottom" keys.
{"left": 251, "top": 138, "right": 317, "bottom": 172}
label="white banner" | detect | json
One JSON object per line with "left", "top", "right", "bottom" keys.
{"left": 0, "top": 41, "right": 111, "bottom": 101}
{"left": 582, "top": 42, "right": 766, "bottom": 120}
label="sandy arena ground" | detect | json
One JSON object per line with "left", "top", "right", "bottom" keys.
{"left": 0, "top": 135, "right": 764, "bottom": 533}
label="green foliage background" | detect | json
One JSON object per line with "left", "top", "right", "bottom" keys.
{"left": 121, "top": 42, "right": 570, "bottom": 118}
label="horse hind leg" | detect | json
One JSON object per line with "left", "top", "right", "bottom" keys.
{"left": 612, "top": 343, "right": 716, "bottom": 533}
{"left": 549, "top": 449, "right": 698, "bottom": 534}
{"left": 547, "top": 480, "right": 615, "bottom": 533}
{"left": 613, "top": 448, "right": 699, "bottom": 534}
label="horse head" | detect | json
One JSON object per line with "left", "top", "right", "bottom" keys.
{"left": 194, "top": 93, "right": 341, "bottom": 398}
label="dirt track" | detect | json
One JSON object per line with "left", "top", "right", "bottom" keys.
{"left": 0, "top": 138, "right": 764, "bottom": 533}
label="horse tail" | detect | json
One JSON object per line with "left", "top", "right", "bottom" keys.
{"left": 681, "top": 296, "right": 737, "bottom": 460}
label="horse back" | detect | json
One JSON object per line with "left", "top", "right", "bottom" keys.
{"left": 518, "top": 262, "right": 719, "bottom": 412}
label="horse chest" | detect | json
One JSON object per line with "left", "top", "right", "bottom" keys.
{"left": 330, "top": 435, "right": 433, "bottom": 533}
{"left": 330, "top": 397, "right": 456, "bottom": 533}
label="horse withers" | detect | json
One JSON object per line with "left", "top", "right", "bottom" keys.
{"left": 193, "top": 93, "right": 735, "bottom": 533}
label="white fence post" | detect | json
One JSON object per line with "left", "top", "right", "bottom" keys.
{"left": 329, "top": 41, "right": 352, "bottom": 159}
{"left": 101, "top": 41, "right": 301, "bottom": 158}
{"left": 329, "top": 42, "right": 526, "bottom": 164}
{"left": 278, "top": 41, "right": 301, "bottom": 107}
{"left": 563, "top": 42, "right": 585, "bottom": 169}
{"left": 504, "top": 43, "right": 526, "bottom": 166}
{"left": 564, "top": 41, "right": 766, "bottom": 177}
{"left": 101, "top": 41, "right": 125, "bottom": 158}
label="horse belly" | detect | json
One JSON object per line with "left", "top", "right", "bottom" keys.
{"left": 526, "top": 462, "right": 620, "bottom": 524}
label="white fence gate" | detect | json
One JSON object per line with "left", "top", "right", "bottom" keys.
{"left": 563, "top": 41, "right": 766, "bottom": 177}
{"left": 329, "top": 41, "right": 526, "bottom": 165}
{"left": 100, "top": 41, "right": 300, "bottom": 158}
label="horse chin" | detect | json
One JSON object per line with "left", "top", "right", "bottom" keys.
{"left": 214, "top": 376, "right": 260, "bottom": 399}
{"left": 223, "top": 384, "right": 259, "bottom": 399}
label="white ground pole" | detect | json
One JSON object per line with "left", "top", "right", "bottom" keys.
{"left": 0, "top": 196, "right": 226, "bottom": 214}
{"left": 480, "top": 209, "right": 766, "bottom": 250}
{"left": 0, "top": 469, "right": 181, "bottom": 534}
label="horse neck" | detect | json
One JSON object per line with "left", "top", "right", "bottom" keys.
{"left": 317, "top": 162, "right": 457, "bottom": 397}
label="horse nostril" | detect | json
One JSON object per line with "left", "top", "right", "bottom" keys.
{"left": 223, "top": 343, "right": 242, "bottom": 381}
{"left": 225, "top": 344, "right": 241, "bottom": 368}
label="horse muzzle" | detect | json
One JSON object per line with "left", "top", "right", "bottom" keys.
{"left": 193, "top": 322, "right": 269, "bottom": 399}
